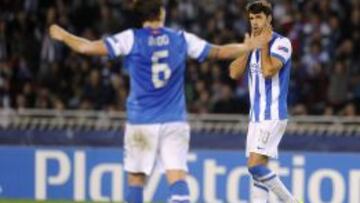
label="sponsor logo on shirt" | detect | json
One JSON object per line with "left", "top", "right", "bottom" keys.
{"left": 277, "top": 46, "right": 289, "bottom": 53}
{"left": 249, "top": 63, "right": 262, "bottom": 75}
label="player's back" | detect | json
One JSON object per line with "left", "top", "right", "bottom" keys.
{"left": 125, "top": 27, "right": 187, "bottom": 124}
{"left": 105, "top": 27, "right": 210, "bottom": 124}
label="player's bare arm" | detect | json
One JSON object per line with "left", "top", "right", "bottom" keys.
{"left": 261, "top": 44, "right": 283, "bottom": 78}
{"left": 208, "top": 43, "right": 251, "bottom": 60}
{"left": 229, "top": 53, "right": 250, "bottom": 79}
{"left": 49, "top": 24, "right": 108, "bottom": 56}
{"left": 207, "top": 33, "right": 269, "bottom": 60}
{"left": 260, "top": 26, "right": 283, "bottom": 78}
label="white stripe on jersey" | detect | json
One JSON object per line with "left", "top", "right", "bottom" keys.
{"left": 259, "top": 72, "right": 267, "bottom": 121}
{"left": 271, "top": 73, "right": 280, "bottom": 120}
{"left": 105, "top": 29, "right": 134, "bottom": 57}
{"left": 183, "top": 31, "right": 208, "bottom": 59}
{"left": 249, "top": 52, "right": 256, "bottom": 122}
{"left": 249, "top": 76, "right": 255, "bottom": 122}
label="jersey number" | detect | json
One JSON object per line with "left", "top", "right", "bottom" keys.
{"left": 151, "top": 50, "right": 171, "bottom": 89}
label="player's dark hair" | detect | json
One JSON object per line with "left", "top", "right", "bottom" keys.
{"left": 247, "top": 1, "right": 272, "bottom": 16}
{"left": 133, "top": 0, "right": 164, "bottom": 23}
{"left": 246, "top": 1, "right": 273, "bottom": 35}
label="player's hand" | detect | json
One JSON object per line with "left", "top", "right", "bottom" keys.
{"left": 261, "top": 23, "right": 273, "bottom": 43}
{"left": 244, "top": 33, "right": 260, "bottom": 50}
{"left": 49, "top": 24, "right": 67, "bottom": 42}
{"left": 246, "top": 25, "right": 272, "bottom": 50}
{"left": 244, "top": 32, "right": 266, "bottom": 50}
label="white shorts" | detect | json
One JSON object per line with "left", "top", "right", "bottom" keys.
{"left": 124, "top": 122, "right": 190, "bottom": 175}
{"left": 246, "top": 120, "right": 287, "bottom": 159}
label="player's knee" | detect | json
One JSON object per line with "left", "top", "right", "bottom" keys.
{"left": 247, "top": 153, "right": 269, "bottom": 168}
{"left": 248, "top": 158, "right": 261, "bottom": 168}
{"left": 247, "top": 154, "right": 269, "bottom": 177}
{"left": 128, "top": 172, "right": 146, "bottom": 186}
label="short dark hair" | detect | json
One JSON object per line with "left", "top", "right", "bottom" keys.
{"left": 246, "top": 0, "right": 272, "bottom": 16}
{"left": 133, "top": 0, "right": 164, "bottom": 23}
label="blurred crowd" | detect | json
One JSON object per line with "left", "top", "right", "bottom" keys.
{"left": 0, "top": 0, "right": 359, "bottom": 116}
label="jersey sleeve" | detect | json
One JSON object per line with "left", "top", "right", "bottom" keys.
{"left": 270, "top": 37, "right": 292, "bottom": 64}
{"left": 104, "top": 29, "right": 134, "bottom": 59}
{"left": 183, "top": 31, "right": 212, "bottom": 62}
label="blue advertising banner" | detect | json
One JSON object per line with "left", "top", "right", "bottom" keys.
{"left": 0, "top": 146, "right": 359, "bottom": 203}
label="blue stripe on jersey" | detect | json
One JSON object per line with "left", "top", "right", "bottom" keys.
{"left": 254, "top": 50, "right": 261, "bottom": 122}
{"left": 271, "top": 53, "right": 286, "bottom": 64}
{"left": 197, "top": 44, "right": 212, "bottom": 62}
{"left": 255, "top": 49, "right": 260, "bottom": 62}
{"left": 279, "top": 61, "right": 291, "bottom": 119}
{"left": 104, "top": 39, "right": 116, "bottom": 59}
{"left": 254, "top": 74, "right": 260, "bottom": 122}
{"left": 265, "top": 78, "right": 272, "bottom": 120}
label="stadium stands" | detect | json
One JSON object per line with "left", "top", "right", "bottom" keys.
{"left": 0, "top": 0, "right": 359, "bottom": 115}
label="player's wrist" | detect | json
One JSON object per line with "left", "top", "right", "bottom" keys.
{"left": 60, "top": 31, "right": 71, "bottom": 42}
{"left": 247, "top": 43, "right": 258, "bottom": 52}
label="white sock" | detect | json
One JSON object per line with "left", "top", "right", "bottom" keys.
{"left": 249, "top": 165, "right": 297, "bottom": 203}
{"left": 251, "top": 179, "right": 269, "bottom": 203}
{"left": 259, "top": 173, "right": 297, "bottom": 203}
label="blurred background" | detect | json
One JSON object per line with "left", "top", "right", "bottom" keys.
{"left": 0, "top": 0, "right": 359, "bottom": 203}
{"left": 0, "top": 0, "right": 359, "bottom": 115}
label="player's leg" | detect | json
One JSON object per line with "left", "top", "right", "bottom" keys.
{"left": 246, "top": 120, "right": 297, "bottom": 203}
{"left": 124, "top": 123, "right": 161, "bottom": 203}
{"left": 248, "top": 153, "right": 297, "bottom": 203}
{"left": 252, "top": 178, "right": 270, "bottom": 203}
{"left": 246, "top": 122, "right": 269, "bottom": 203}
{"left": 127, "top": 172, "right": 146, "bottom": 203}
{"left": 160, "top": 122, "right": 191, "bottom": 203}
{"left": 166, "top": 170, "right": 189, "bottom": 203}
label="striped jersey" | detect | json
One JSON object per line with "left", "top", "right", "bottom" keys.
{"left": 104, "top": 27, "right": 211, "bottom": 124}
{"left": 247, "top": 32, "right": 292, "bottom": 122}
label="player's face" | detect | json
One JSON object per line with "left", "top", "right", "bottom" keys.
{"left": 249, "top": 12, "right": 269, "bottom": 36}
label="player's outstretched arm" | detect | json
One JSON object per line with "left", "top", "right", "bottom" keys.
{"left": 208, "top": 43, "right": 251, "bottom": 60}
{"left": 49, "top": 24, "right": 108, "bottom": 56}
{"left": 208, "top": 30, "right": 271, "bottom": 60}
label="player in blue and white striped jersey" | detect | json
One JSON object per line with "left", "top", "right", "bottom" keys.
{"left": 230, "top": 0, "right": 298, "bottom": 203}
{"left": 247, "top": 31, "right": 291, "bottom": 123}
{"left": 48, "top": 0, "right": 264, "bottom": 202}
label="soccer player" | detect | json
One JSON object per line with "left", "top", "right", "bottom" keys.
{"left": 49, "top": 0, "right": 263, "bottom": 202}
{"left": 229, "top": 0, "right": 298, "bottom": 203}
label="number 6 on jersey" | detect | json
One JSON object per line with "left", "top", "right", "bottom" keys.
{"left": 151, "top": 50, "right": 171, "bottom": 88}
